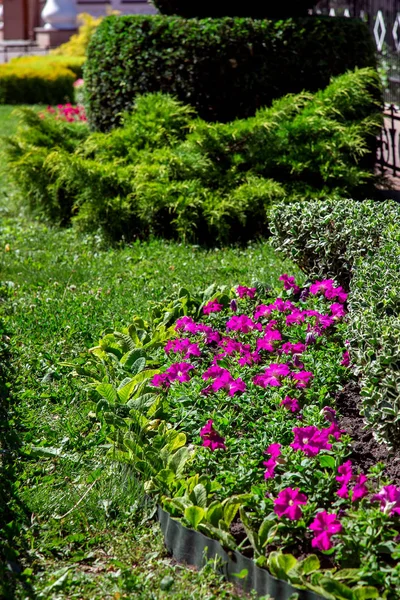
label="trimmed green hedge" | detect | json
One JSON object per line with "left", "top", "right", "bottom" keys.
{"left": 85, "top": 15, "right": 377, "bottom": 131}
{"left": 152, "top": 0, "right": 316, "bottom": 18}
{"left": 270, "top": 197, "right": 400, "bottom": 447}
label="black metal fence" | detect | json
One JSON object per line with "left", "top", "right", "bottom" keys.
{"left": 314, "top": 0, "right": 400, "bottom": 106}
{"left": 377, "top": 104, "right": 400, "bottom": 179}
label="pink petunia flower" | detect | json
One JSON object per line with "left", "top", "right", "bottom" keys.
{"left": 341, "top": 350, "right": 350, "bottom": 367}
{"left": 226, "top": 314, "right": 259, "bottom": 333}
{"left": 281, "top": 396, "right": 301, "bottom": 412}
{"left": 279, "top": 274, "right": 301, "bottom": 294}
{"left": 204, "top": 298, "right": 224, "bottom": 315}
{"left": 175, "top": 316, "right": 198, "bottom": 334}
{"left": 286, "top": 309, "right": 306, "bottom": 326}
{"left": 336, "top": 460, "right": 353, "bottom": 499}
{"left": 330, "top": 303, "right": 346, "bottom": 319}
{"left": 372, "top": 485, "right": 400, "bottom": 516}
{"left": 352, "top": 474, "right": 369, "bottom": 502}
{"left": 200, "top": 419, "right": 226, "bottom": 451}
{"left": 281, "top": 341, "right": 306, "bottom": 355}
{"left": 238, "top": 351, "right": 261, "bottom": 366}
{"left": 165, "top": 362, "right": 194, "bottom": 383}
{"left": 267, "top": 443, "right": 282, "bottom": 458}
{"left": 325, "top": 285, "right": 348, "bottom": 304}
{"left": 263, "top": 458, "right": 277, "bottom": 479}
{"left": 254, "top": 363, "right": 291, "bottom": 388}
{"left": 322, "top": 406, "right": 338, "bottom": 424}
{"left": 150, "top": 373, "right": 171, "bottom": 388}
{"left": 274, "top": 487, "right": 308, "bottom": 520}
{"left": 202, "top": 365, "right": 228, "bottom": 380}
{"left": 211, "top": 371, "right": 246, "bottom": 396}
{"left": 236, "top": 285, "right": 257, "bottom": 299}
{"left": 309, "top": 279, "right": 335, "bottom": 297}
{"left": 164, "top": 338, "right": 201, "bottom": 359}
{"left": 291, "top": 425, "right": 332, "bottom": 457}
{"left": 292, "top": 370, "right": 314, "bottom": 388}
{"left": 309, "top": 511, "right": 343, "bottom": 551}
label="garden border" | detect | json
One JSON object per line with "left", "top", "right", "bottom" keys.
{"left": 157, "top": 506, "right": 325, "bottom": 600}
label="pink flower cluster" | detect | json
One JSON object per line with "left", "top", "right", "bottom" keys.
{"left": 43, "top": 104, "right": 87, "bottom": 123}
{"left": 274, "top": 487, "right": 307, "bottom": 520}
{"left": 236, "top": 285, "right": 257, "bottom": 299}
{"left": 165, "top": 338, "right": 201, "bottom": 359}
{"left": 253, "top": 363, "right": 313, "bottom": 389}
{"left": 201, "top": 366, "right": 246, "bottom": 396}
{"left": 226, "top": 314, "right": 262, "bottom": 333}
{"left": 336, "top": 460, "right": 368, "bottom": 501}
{"left": 273, "top": 487, "right": 343, "bottom": 551}
{"left": 309, "top": 511, "right": 343, "bottom": 551}
{"left": 310, "top": 279, "right": 348, "bottom": 304}
{"left": 372, "top": 485, "right": 400, "bottom": 516}
{"left": 200, "top": 419, "right": 226, "bottom": 451}
{"left": 203, "top": 299, "right": 223, "bottom": 314}
{"left": 151, "top": 361, "right": 194, "bottom": 388}
{"left": 291, "top": 423, "right": 342, "bottom": 457}
{"left": 279, "top": 274, "right": 300, "bottom": 295}
{"left": 263, "top": 443, "right": 282, "bottom": 479}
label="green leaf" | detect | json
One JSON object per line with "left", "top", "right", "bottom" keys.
{"left": 167, "top": 446, "right": 190, "bottom": 476}
{"left": 131, "top": 357, "right": 146, "bottom": 376}
{"left": 299, "top": 554, "right": 320, "bottom": 575}
{"left": 117, "top": 379, "right": 136, "bottom": 403}
{"left": 334, "top": 569, "right": 361, "bottom": 582}
{"left": 353, "top": 588, "right": 379, "bottom": 600}
{"left": 156, "top": 469, "right": 176, "bottom": 487}
{"left": 103, "top": 412, "right": 127, "bottom": 430}
{"left": 205, "top": 501, "right": 223, "bottom": 527}
{"left": 231, "top": 569, "right": 248, "bottom": 579}
{"left": 184, "top": 506, "right": 205, "bottom": 529}
{"left": 197, "top": 523, "right": 236, "bottom": 550}
{"left": 191, "top": 484, "right": 207, "bottom": 508}
{"left": 165, "top": 431, "right": 187, "bottom": 453}
{"left": 160, "top": 575, "right": 174, "bottom": 591}
{"left": 318, "top": 455, "right": 336, "bottom": 469}
{"left": 96, "top": 383, "right": 117, "bottom": 403}
{"left": 258, "top": 517, "right": 278, "bottom": 547}
{"left": 268, "top": 551, "right": 298, "bottom": 581}
{"left": 121, "top": 348, "right": 146, "bottom": 369}
{"left": 130, "top": 369, "right": 159, "bottom": 387}
{"left": 96, "top": 398, "right": 110, "bottom": 416}
{"left": 222, "top": 496, "right": 241, "bottom": 527}
{"left": 320, "top": 578, "right": 356, "bottom": 600}
{"left": 239, "top": 507, "right": 260, "bottom": 555}
{"left": 278, "top": 553, "right": 298, "bottom": 575}
{"left": 127, "top": 393, "right": 157, "bottom": 411}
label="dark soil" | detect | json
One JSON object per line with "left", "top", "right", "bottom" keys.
{"left": 336, "top": 381, "right": 400, "bottom": 483}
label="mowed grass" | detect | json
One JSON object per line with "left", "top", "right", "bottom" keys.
{"left": 0, "top": 108, "right": 299, "bottom": 599}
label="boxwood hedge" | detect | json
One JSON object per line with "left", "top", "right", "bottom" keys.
{"left": 84, "top": 15, "right": 377, "bottom": 131}
{"left": 270, "top": 197, "right": 400, "bottom": 447}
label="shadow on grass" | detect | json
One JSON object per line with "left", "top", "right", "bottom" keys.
{"left": 0, "top": 316, "right": 35, "bottom": 600}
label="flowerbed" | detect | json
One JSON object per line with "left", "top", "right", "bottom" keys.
{"left": 40, "top": 103, "right": 87, "bottom": 123}
{"left": 75, "top": 274, "right": 400, "bottom": 599}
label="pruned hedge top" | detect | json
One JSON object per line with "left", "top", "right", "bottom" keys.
{"left": 84, "top": 15, "right": 377, "bottom": 131}
{"left": 152, "top": 0, "right": 316, "bottom": 18}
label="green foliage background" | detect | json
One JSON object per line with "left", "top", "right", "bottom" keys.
{"left": 84, "top": 15, "right": 377, "bottom": 131}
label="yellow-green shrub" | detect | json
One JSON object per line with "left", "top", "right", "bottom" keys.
{"left": 9, "top": 55, "right": 85, "bottom": 79}
{"left": 0, "top": 64, "right": 75, "bottom": 104}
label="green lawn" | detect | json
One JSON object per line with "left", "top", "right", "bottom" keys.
{"left": 0, "top": 107, "right": 299, "bottom": 599}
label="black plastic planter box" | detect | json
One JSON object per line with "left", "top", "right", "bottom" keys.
{"left": 158, "top": 506, "right": 325, "bottom": 600}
